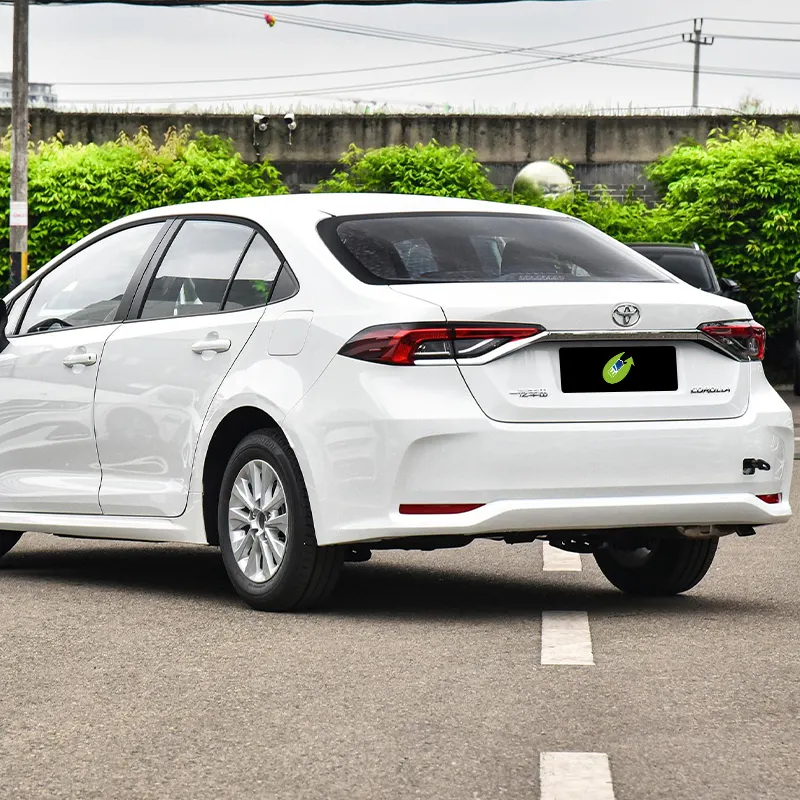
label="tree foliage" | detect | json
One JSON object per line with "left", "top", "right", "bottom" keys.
{"left": 0, "top": 127, "right": 287, "bottom": 289}
{"left": 315, "top": 141, "right": 499, "bottom": 198}
{"left": 647, "top": 121, "right": 800, "bottom": 334}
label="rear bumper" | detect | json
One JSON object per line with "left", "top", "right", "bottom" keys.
{"left": 285, "top": 359, "right": 793, "bottom": 546}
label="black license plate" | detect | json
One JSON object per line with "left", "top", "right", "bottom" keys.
{"left": 559, "top": 346, "right": 678, "bottom": 393}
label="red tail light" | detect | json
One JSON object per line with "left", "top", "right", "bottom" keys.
{"left": 339, "top": 322, "right": 544, "bottom": 366}
{"left": 698, "top": 320, "right": 766, "bottom": 361}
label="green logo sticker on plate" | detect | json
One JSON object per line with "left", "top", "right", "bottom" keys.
{"left": 603, "top": 352, "right": 634, "bottom": 385}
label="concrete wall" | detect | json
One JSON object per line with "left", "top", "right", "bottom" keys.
{"left": 4, "top": 109, "right": 798, "bottom": 195}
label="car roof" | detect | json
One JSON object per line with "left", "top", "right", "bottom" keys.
{"left": 627, "top": 242, "right": 703, "bottom": 253}
{"left": 120, "top": 193, "right": 565, "bottom": 227}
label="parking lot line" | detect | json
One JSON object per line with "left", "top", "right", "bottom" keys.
{"left": 540, "top": 752, "right": 616, "bottom": 800}
{"left": 542, "top": 543, "right": 583, "bottom": 572}
{"left": 541, "top": 611, "right": 595, "bottom": 665}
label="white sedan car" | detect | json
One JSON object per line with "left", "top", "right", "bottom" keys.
{"left": 0, "top": 194, "right": 791, "bottom": 610}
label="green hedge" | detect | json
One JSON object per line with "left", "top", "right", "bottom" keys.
{"left": 0, "top": 127, "right": 287, "bottom": 291}
{"left": 647, "top": 121, "right": 800, "bottom": 335}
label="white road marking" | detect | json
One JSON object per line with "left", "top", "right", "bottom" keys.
{"left": 540, "top": 752, "right": 616, "bottom": 800}
{"left": 543, "top": 542, "right": 583, "bottom": 572}
{"left": 541, "top": 611, "right": 594, "bottom": 665}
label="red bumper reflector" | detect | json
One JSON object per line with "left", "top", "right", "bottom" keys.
{"left": 756, "top": 493, "right": 782, "bottom": 504}
{"left": 399, "top": 503, "right": 484, "bottom": 515}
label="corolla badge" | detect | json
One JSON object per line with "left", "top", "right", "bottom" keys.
{"left": 612, "top": 303, "right": 641, "bottom": 327}
{"left": 603, "top": 352, "right": 634, "bottom": 385}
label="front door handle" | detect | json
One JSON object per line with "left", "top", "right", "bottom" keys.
{"left": 191, "top": 337, "right": 231, "bottom": 355}
{"left": 63, "top": 351, "right": 97, "bottom": 367}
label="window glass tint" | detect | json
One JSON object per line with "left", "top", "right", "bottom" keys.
{"left": 635, "top": 250, "right": 712, "bottom": 291}
{"left": 394, "top": 238, "right": 438, "bottom": 278}
{"left": 140, "top": 220, "right": 252, "bottom": 320}
{"left": 20, "top": 223, "right": 161, "bottom": 334}
{"left": 6, "top": 287, "right": 31, "bottom": 336}
{"left": 268, "top": 265, "right": 299, "bottom": 304}
{"left": 222, "top": 234, "right": 281, "bottom": 311}
{"left": 326, "top": 214, "right": 670, "bottom": 284}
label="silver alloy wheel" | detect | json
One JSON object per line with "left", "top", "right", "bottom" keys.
{"left": 228, "top": 459, "right": 289, "bottom": 583}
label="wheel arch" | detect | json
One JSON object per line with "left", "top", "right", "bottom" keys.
{"left": 201, "top": 406, "right": 283, "bottom": 545}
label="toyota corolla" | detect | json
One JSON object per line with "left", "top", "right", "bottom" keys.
{"left": 0, "top": 194, "right": 791, "bottom": 610}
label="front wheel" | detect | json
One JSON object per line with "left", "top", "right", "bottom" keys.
{"left": 218, "top": 429, "right": 344, "bottom": 612}
{"left": 0, "top": 531, "right": 23, "bottom": 560}
{"left": 594, "top": 535, "right": 717, "bottom": 596}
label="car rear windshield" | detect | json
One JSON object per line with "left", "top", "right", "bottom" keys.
{"left": 631, "top": 248, "right": 713, "bottom": 291}
{"left": 319, "top": 213, "right": 672, "bottom": 284}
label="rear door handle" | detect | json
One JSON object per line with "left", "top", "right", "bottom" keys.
{"left": 191, "top": 337, "right": 231, "bottom": 355}
{"left": 63, "top": 351, "right": 97, "bottom": 367}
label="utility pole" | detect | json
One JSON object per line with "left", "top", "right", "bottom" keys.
{"left": 682, "top": 18, "right": 714, "bottom": 111}
{"left": 10, "top": 0, "right": 29, "bottom": 289}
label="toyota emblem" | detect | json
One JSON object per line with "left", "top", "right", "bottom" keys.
{"left": 612, "top": 303, "right": 641, "bottom": 327}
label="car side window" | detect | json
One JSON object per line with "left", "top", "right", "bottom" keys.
{"left": 19, "top": 223, "right": 162, "bottom": 335}
{"left": 222, "top": 234, "right": 282, "bottom": 311}
{"left": 139, "top": 220, "right": 252, "bottom": 321}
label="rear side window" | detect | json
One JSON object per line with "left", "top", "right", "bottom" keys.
{"left": 140, "top": 220, "right": 252, "bottom": 320}
{"left": 320, "top": 213, "right": 671, "bottom": 284}
{"left": 634, "top": 249, "right": 713, "bottom": 291}
{"left": 222, "top": 234, "right": 281, "bottom": 311}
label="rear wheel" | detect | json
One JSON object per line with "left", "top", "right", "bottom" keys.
{"left": 594, "top": 535, "right": 717, "bottom": 596}
{"left": 0, "top": 531, "right": 23, "bottom": 560}
{"left": 218, "top": 429, "right": 344, "bottom": 611}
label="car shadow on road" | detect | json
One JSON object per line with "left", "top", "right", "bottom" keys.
{"left": 328, "top": 560, "right": 780, "bottom": 621}
{"left": 1, "top": 541, "right": 239, "bottom": 606}
{"left": 1, "top": 538, "right": 781, "bottom": 621}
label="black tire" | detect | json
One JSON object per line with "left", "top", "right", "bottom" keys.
{"left": 0, "top": 531, "right": 23, "bottom": 560}
{"left": 594, "top": 535, "right": 717, "bottom": 596}
{"left": 217, "top": 428, "right": 344, "bottom": 611}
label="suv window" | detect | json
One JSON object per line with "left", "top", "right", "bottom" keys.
{"left": 20, "top": 223, "right": 162, "bottom": 335}
{"left": 140, "top": 220, "right": 253, "bottom": 321}
{"left": 222, "top": 234, "right": 282, "bottom": 311}
{"left": 632, "top": 248, "right": 713, "bottom": 291}
{"left": 321, "top": 213, "right": 671, "bottom": 284}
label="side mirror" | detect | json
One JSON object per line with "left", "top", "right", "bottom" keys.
{"left": 794, "top": 271, "right": 800, "bottom": 285}
{"left": 0, "top": 300, "right": 9, "bottom": 354}
{"left": 719, "top": 277, "right": 740, "bottom": 296}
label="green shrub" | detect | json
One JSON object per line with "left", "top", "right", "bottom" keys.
{"left": 0, "top": 127, "right": 287, "bottom": 291}
{"left": 647, "top": 121, "right": 800, "bottom": 334}
{"left": 315, "top": 141, "right": 500, "bottom": 199}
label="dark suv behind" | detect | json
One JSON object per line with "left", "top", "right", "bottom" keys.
{"left": 627, "top": 242, "right": 740, "bottom": 298}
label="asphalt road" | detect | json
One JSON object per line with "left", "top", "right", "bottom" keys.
{"left": 2, "top": 489, "right": 799, "bottom": 798}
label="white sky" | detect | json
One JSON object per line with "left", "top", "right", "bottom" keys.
{"left": 1, "top": 0, "right": 799, "bottom": 113}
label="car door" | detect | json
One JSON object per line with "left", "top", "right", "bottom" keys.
{"left": 0, "top": 221, "right": 166, "bottom": 514}
{"left": 94, "top": 218, "right": 283, "bottom": 517}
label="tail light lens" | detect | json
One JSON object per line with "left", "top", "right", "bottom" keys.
{"left": 698, "top": 320, "right": 766, "bottom": 361}
{"left": 339, "top": 322, "right": 544, "bottom": 366}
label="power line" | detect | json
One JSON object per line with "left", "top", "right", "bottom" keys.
{"left": 60, "top": 39, "right": 683, "bottom": 104}
{"left": 705, "top": 16, "right": 800, "bottom": 26}
{"left": 216, "top": 4, "right": 688, "bottom": 55}
{"left": 54, "top": 29, "right": 684, "bottom": 86}
{"left": 712, "top": 33, "right": 800, "bottom": 43}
